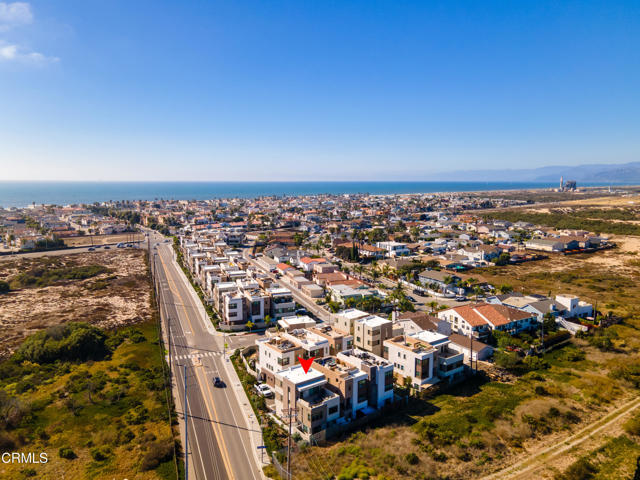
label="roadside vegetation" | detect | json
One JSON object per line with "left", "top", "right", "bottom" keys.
{"left": 230, "top": 351, "right": 287, "bottom": 458}
{"left": 0, "top": 321, "right": 180, "bottom": 480}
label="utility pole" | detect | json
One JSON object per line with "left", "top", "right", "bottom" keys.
{"left": 283, "top": 406, "right": 298, "bottom": 480}
{"left": 183, "top": 364, "right": 189, "bottom": 480}
{"left": 167, "top": 320, "right": 172, "bottom": 380}
{"left": 469, "top": 332, "right": 473, "bottom": 373}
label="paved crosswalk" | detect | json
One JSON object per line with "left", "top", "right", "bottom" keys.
{"left": 173, "top": 351, "right": 223, "bottom": 360}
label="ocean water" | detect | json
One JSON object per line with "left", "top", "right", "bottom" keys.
{"left": 0, "top": 181, "right": 616, "bottom": 208}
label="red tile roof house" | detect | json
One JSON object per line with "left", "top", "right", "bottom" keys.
{"left": 298, "top": 257, "right": 328, "bottom": 272}
{"left": 276, "top": 263, "right": 295, "bottom": 274}
{"left": 437, "top": 303, "right": 538, "bottom": 339}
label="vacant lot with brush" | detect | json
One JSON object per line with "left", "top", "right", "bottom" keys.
{"left": 0, "top": 321, "right": 179, "bottom": 480}
{"left": 0, "top": 249, "right": 180, "bottom": 479}
{"left": 0, "top": 250, "right": 151, "bottom": 358}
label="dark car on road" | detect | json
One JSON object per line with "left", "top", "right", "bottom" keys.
{"left": 213, "top": 377, "right": 225, "bottom": 388}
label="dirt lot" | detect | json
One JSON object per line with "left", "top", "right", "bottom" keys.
{"left": 62, "top": 232, "right": 145, "bottom": 247}
{"left": 0, "top": 249, "right": 151, "bottom": 358}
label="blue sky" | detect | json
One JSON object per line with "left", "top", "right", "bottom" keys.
{"left": 1, "top": 0, "right": 639, "bottom": 181}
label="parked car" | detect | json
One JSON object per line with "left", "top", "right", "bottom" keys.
{"left": 88, "top": 247, "right": 95, "bottom": 251}
{"left": 254, "top": 384, "right": 273, "bottom": 398}
{"left": 455, "top": 296, "right": 467, "bottom": 302}
{"left": 104, "top": 246, "right": 110, "bottom": 249}
{"left": 213, "top": 377, "right": 225, "bottom": 388}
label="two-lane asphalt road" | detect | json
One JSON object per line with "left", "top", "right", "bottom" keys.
{"left": 152, "top": 236, "right": 263, "bottom": 480}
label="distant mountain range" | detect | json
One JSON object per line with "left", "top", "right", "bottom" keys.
{"left": 431, "top": 161, "right": 640, "bottom": 183}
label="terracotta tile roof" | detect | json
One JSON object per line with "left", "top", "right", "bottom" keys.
{"left": 300, "top": 257, "right": 327, "bottom": 264}
{"left": 451, "top": 305, "right": 489, "bottom": 327}
{"left": 445, "top": 303, "right": 533, "bottom": 328}
{"left": 474, "top": 304, "right": 532, "bottom": 327}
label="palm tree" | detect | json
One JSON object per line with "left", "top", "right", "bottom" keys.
{"left": 382, "top": 265, "right": 391, "bottom": 278}
{"left": 428, "top": 301, "right": 439, "bottom": 314}
{"left": 473, "top": 286, "right": 484, "bottom": 303}
{"left": 246, "top": 320, "right": 255, "bottom": 332}
{"left": 371, "top": 269, "right": 380, "bottom": 283}
{"left": 264, "top": 315, "right": 272, "bottom": 328}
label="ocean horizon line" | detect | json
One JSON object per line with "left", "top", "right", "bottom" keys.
{"left": 1, "top": 180, "right": 636, "bottom": 209}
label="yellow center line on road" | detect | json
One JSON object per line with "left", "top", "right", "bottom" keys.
{"left": 194, "top": 364, "right": 237, "bottom": 480}
{"left": 157, "top": 250, "right": 236, "bottom": 480}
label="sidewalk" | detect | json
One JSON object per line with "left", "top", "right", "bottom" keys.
{"left": 220, "top": 352, "right": 270, "bottom": 477}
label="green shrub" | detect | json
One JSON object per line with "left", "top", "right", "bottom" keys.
{"left": 116, "top": 428, "right": 136, "bottom": 445}
{"left": 90, "top": 446, "right": 111, "bottom": 461}
{"left": 555, "top": 457, "right": 597, "bottom": 480}
{"left": 589, "top": 336, "right": 613, "bottom": 351}
{"left": 129, "top": 330, "right": 147, "bottom": 343}
{"left": 494, "top": 351, "right": 521, "bottom": 370}
{"left": 124, "top": 405, "right": 149, "bottom": 425}
{"left": 140, "top": 440, "right": 174, "bottom": 471}
{"left": 624, "top": 414, "right": 640, "bottom": 436}
{"left": 523, "top": 356, "right": 548, "bottom": 371}
{"left": 562, "top": 347, "right": 586, "bottom": 362}
{"left": 405, "top": 452, "right": 419, "bottom": 465}
{"left": 16, "top": 323, "right": 109, "bottom": 363}
{"left": 58, "top": 447, "right": 76, "bottom": 460}
{"left": 0, "top": 280, "right": 9, "bottom": 293}
{"left": 534, "top": 385, "right": 548, "bottom": 396}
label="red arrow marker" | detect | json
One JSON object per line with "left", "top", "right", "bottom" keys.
{"left": 298, "top": 356, "right": 315, "bottom": 374}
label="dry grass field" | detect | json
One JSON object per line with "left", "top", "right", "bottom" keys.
{"left": 0, "top": 248, "right": 178, "bottom": 480}
{"left": 0, "top": 249, "right": 151, "bottom": 358}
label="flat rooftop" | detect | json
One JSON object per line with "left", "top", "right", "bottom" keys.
{"left": 411, "top": 330, "right": 449, "bottom": 348}
{"left": 338, "top": 308, "right": 369, "bottom": 321}
{"left": 276, "top": 365, "right": 324, "bottom": 385}
{"left": 268, "top": 287, "right": 293, "bottom": 295}
{"left": 358, "top": 315, "right": 391, "bottom": 328}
